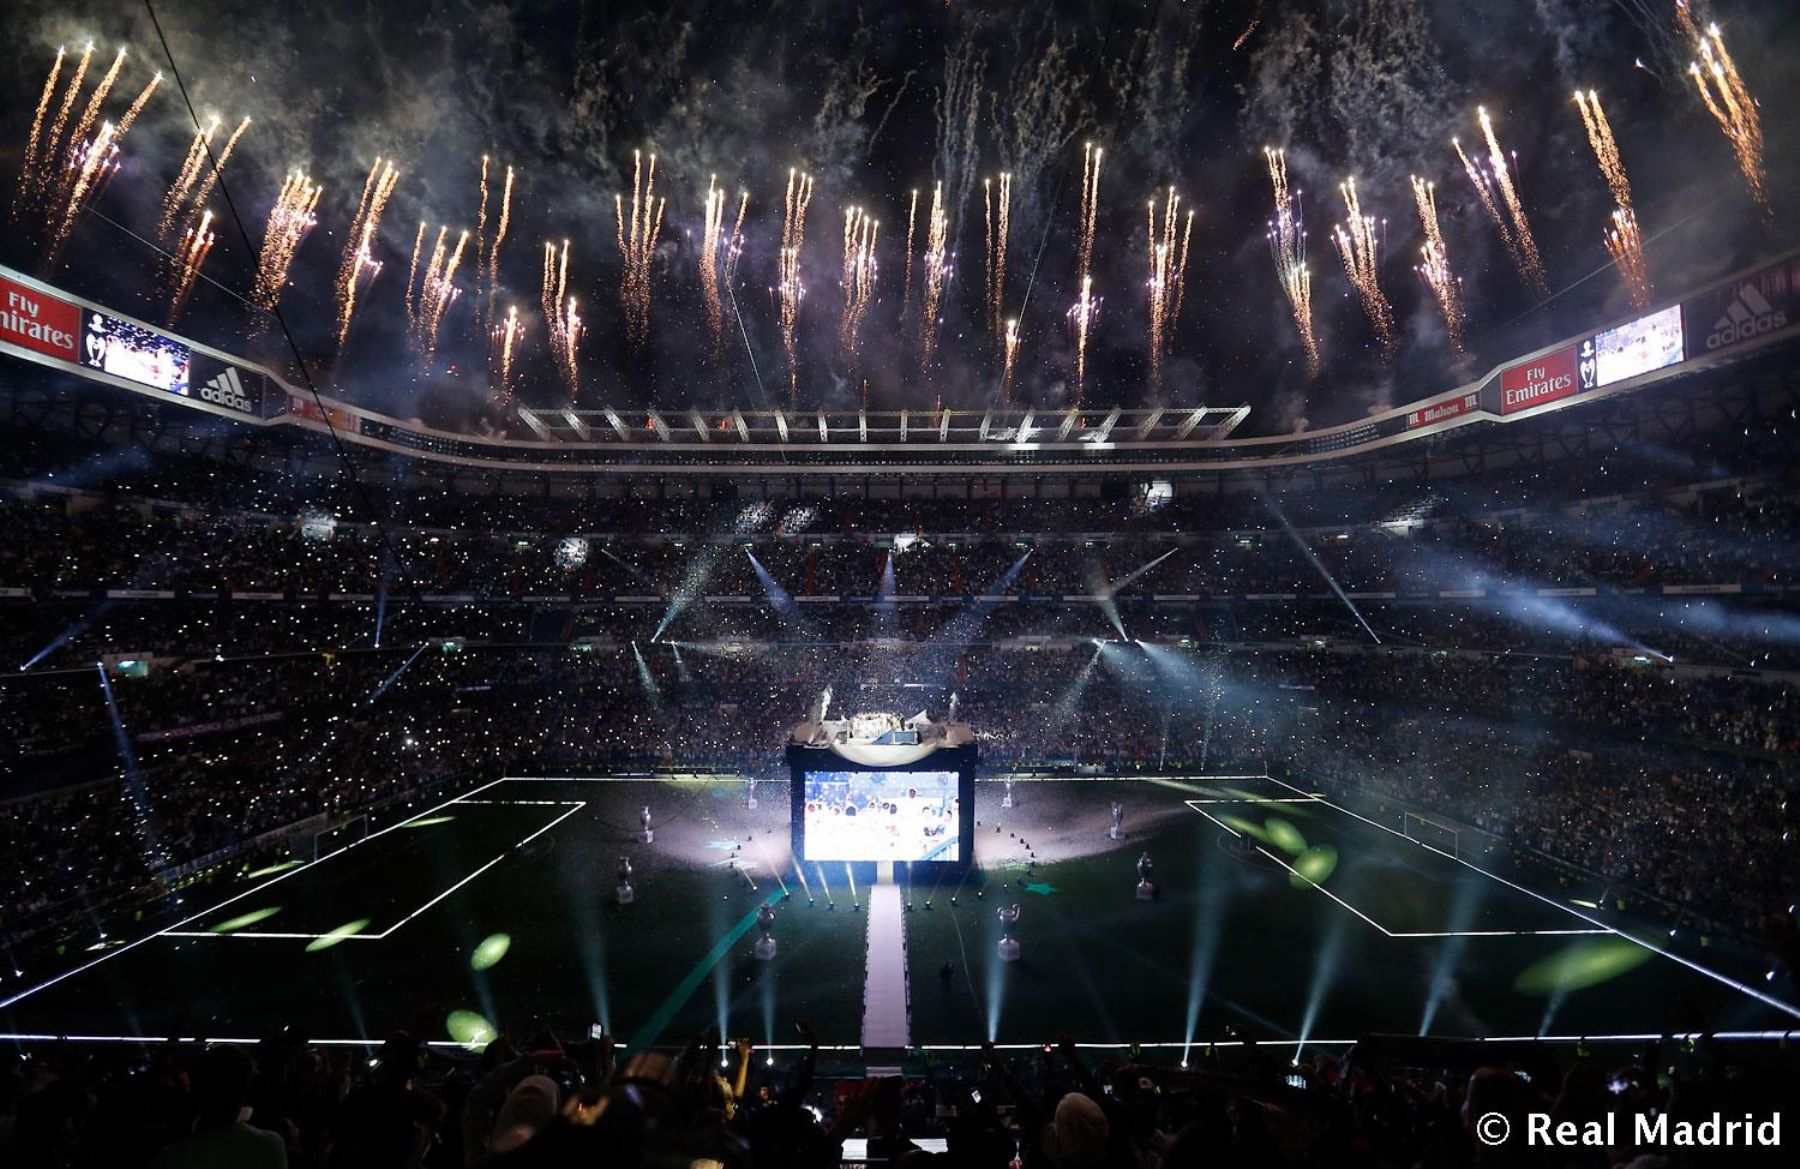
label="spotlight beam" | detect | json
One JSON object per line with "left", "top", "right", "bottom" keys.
{"left": 1260, "top": 496, "right": 1381, "bottom": 644}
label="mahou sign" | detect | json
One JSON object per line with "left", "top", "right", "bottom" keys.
{"left": 1499, "top": 346, "right": 1579, "bottom": 415}
{"left": 1406, "top": 390, "right": 1481, "bottom": 429}
{"left": 0, "top": 274, "right": 81, "bottom": 362}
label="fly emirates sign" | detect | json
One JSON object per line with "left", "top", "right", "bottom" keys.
{"left": 0, "top": 274, "right": 80, "bottom": 362}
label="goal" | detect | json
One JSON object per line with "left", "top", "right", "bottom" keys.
{"left": 1402, "top": 812, "right": 1460, "bottom": 859}
{"left": 294, "top": 813, "right": 369, "bottom": 862}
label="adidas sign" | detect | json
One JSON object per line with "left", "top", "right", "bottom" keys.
{"left": 196, "top": 365, "right": 255, "bottom": 413}
{"left": 1707, "top": 283, "right": 1788, "bottom": 351}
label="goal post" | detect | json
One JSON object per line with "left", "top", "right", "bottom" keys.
{"left": 294, "top": 813, "right": 369, "bottom": 862}
{"left": 1402, "top": 811, "right": 1459, "bottom": 859}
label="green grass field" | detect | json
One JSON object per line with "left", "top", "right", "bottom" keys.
{"left": 4, "top": 774, "right": 1795, "bottom": 1057}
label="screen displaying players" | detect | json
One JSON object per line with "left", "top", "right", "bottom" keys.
{"left": 801, "top": 769, "right": 960, "bottom": 862}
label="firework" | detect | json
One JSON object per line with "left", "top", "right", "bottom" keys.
{"left": 1574, "top": 89, "right": 1650, "bottom": 308}
{"left": 159, "top": 115, "right": 220, "bottom": 238}
{"left": 984, "top": 173, "right": 1013, "bottom": 335}
{"left": 484, "top": 164, "right": 515, "bottom": 327}
{"left": 58, "top": 46, "right": 127, "bottom": 199}
{"left": 475, "top": 155, "right": 490, "bottom": 315}
{"left": 50, "top": 117, "right": 125, "bottom": 251}
{"left": 404, "top": 220, "right": 429, "bottom": 324}
{"left": 778, "top": 168, "right": 814, "bottom": 402}
{"left": 1265, "top": 147, "right": 1319, "bottom": 377}
{"left": 492, "top": 304, "right": 523, "bottom": 403}
{"left": 251, "top": 171, "right": 323, "bottom": 317}
{"left": 409, "top": 226, "right": 468, "bottom": 361}
{"left": 839, "top": 205, "right": 879, "bottom": 360}
{"left": 1068, "top": 143, "right": 1104, "bottom": 402}
{"left": 182, "top": 116, "right": 252, "bottom": 226}
{"left": 614, "top": 150, "right": 666, "bottom": 347}
{"left": 1078, "top": 143, "right": 1103, "bottom": 282}
{"left": 113, "top": 71, "right": 162, "bottom": 139}
{"left": 1604, "top": 207, "right": 1650, "bottom": 311}
{"left": 1066, "top": 273, "right": 1100, "bottom": 396}
{"left": 15, "top": 46, "right": 66, "bottom": 213}
{"left": 1330, "top": 178, "right": 1396, "bottom": 359}
{"left": 168, "top": 208, "right": 216, "bottom": 323}
{"left": 38, "top": 42, "right": 95, "bottom": 202}
{"left": 701, "top": 176, "right": 728, "bottom": 351}
{"left": 1454, "top": 109, "right": 1546, "bottom": 298}
{"left": 542, "top": 240, "right": 582, "bottom": 398}
{"left": 919, "top": 181, "right": 951, "bottom": 373}
{"left": 333, "top": 158, "right": 399, "bottom": 347}
{"left": 1687, "top": 21, "right": 1766, "bottom": 218}
{"left": 1001, "top": 317, "right": 1021, "bottom": 407}
{"left": 1409, "top": 175, "right": 1465, "bottom": 355}
{"left": 1146, "top": 186, "right": 1194, "bottom": 386}
{"left": 902, "top": 187, "right": 919, "bottom": 318}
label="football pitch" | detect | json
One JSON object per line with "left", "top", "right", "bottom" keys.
{"left": 4, "top": 774, "right": 1795, "bottom": 1056}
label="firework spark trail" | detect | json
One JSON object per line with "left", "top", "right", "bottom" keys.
{"left": 403, "top": 220, "right": 429, "bottom": 325}
{"left": 727, "top": 191, "right": 749, "bottom": 283}
{"left": 1331, "top": 178, "right": 1396, "bottom": 359}
{"left": 1265, "top": 147, "right": 1319, "bottom": 377}
{"left": 778, "top": 169, "right": 815, "bottom": 403}
{"left": 902, "top": 188, "right": 919, "bottom": 318}
{"left": 50, "top": 119, "right": 123, "bottom": 251}
{"left": 159, "top": 116, "right": 219, "bottom": 238}
{"left": 475, "top": 155, "right": 490, "bottom": 316}
{"left": 409, "top": 226, "right": 468, "bottom": 360}
{"left": 1574, "top": 89, "right": 1650, "bottom": 307}
{"left": 542, "top": 240, "right": 582, "bottom": 398}
{"left": 919, "top": 181, "right": 951, "bottom": 373}
{"left": 839, "top": 205, "right": 880, "bottom": 360}
{"left": 180, "top": 117, "right": 252, "bottom": 235}
{"left": 484, "top": 165, "right": 514, "bottom": 326}
{"left": 1474, "top": 108, "right": 1546, "bottom": 297}
{"left": 16, "top": 47, "right": 67, "bottom": 212}
{"left": 1688, "top": 23, "right": 1766, "bottom": 218}
{"left": 614, "top": 150, "right": 667, "bottom": 347}
{"left": 1078, "top": 143, "right": 1103, "bottom": 282}
{"left": 333, "top": 157, "right": 399, "bottom": 348}
{"left": 1146, "top": 186, "right": 1194, "bottom": 387}
{"left": 1068, "top": 143, "right": 1104, "bottom": 403}
{"left": 58, "top": 46, "right": 127, "bottom": 198}
{"left": 1066, "top": 274, "right": 1099, "bottom": 396}
{"left": 252, "top": 171, "right": 323, "bottom": 316}
{"left": 407, "top": 225, "right": 448, "bottom": 342}
{"left": 1605, "top": 207, "right": 1650, "bottom": 310}
{"left": 39, "top": 42, "right": 95, "bottom": 200}
{"left": 1001, "top": 317, "right": 1021, "bottom": 407}
{"left": 1409, "top": 175, "right": 1465, "bottom": 355}
{"left": 492, "top": 304, "right": 523, "bottom": 403}
{"left": 983, "top": 172, "right": 1014, "bottom": 336}
{"left": 701, "top": 176, "right": 727, "bottom": 351}
{"left": 167, "top": 208, "right": 215, "bottom": 322}
{"left": 113, "top": 71, "right": 162, "bottom": 138}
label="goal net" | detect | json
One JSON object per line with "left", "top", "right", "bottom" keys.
{"left": 294, "top": 814, "right": 369, "bottom": 862}
{"left": 1402, "top": 812, "right": 1459, "bottom": 859}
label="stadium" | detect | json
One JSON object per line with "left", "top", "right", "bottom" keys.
{"left": 3, "top": 1, "right": 1800, "bottom": 1165}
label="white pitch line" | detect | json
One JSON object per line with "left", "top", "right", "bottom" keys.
{"left": 0, "top": 776, "right": 511, "bottom": 1010}
{"left": 1185, "top": 800, "right": 1607, "bottom": 939}
{"left": 1260, "top": 773, "right": 1800, "bottom": 1021}
{"left": 158, "top": 801, "right": 587, "bottom": 942}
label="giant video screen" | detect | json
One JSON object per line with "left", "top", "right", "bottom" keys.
{"left": 801, "top": 769, "right": 961, "bottom": 862}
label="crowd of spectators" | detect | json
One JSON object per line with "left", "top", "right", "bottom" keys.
{"left": 5, "top": 642, "right": 1796, "bottom": 951}
{"left": 5, "top": 1017, "right": 1793, "bottom": 1167}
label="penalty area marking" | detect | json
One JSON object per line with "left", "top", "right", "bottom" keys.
{"left": 0, "top": 776, "right": 515, "bottom": 1011}
{"left": 1254, "top": 773, "right": 1800, "bottom": 1022}
{"left": 161, "top": 800, "right": 585, "bottom": 941}
{"left": 1185, "top": 799, "right": 1607, "bottom": 940}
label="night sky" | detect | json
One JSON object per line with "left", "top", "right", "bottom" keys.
{"left": 2, "top": 0, "right": 1796, "bottom": 434}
